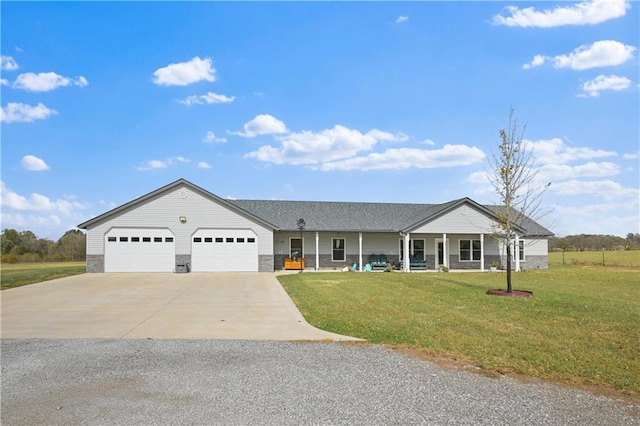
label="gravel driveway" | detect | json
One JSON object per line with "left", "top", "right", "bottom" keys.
{"left": 2, "top": 339, "right": 638, "bottom": 425}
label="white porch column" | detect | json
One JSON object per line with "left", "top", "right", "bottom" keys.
{"left": 515, "top": 234, "right": 520, "bottom": 272}
{"left": 404, "top": 233, "right": 411, "bottom": 272}
{"left": 480, "top": 233, "right": 485, "bottom": 272}
{"left": 359, "top": 232, "right": 363, "bottom": 272}
{"left": 442, "top": 233, "right": 447, "bottom": 268}
{"left": 315, "top": 232, "right": 320, "bottom": 272}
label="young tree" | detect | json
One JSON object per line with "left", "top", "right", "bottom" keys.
{"left": 488, "top": 108, "right": 550, "bottom": 293}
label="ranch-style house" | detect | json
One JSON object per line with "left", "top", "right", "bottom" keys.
{"left": 78, "top": 178, "right": 553, "bottom": 273}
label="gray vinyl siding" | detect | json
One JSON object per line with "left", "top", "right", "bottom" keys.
{"left": 411, "top": 204, "right": 497, "bottom": 235}
{"left": 524, "top": 238, "right": 548, "bottom": 256}
{"left": 85, "top": 184, "right": 273, "bottom": 257}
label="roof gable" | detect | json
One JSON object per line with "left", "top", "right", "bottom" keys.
{"left": 77, "top": 179, "right": 276, "bottom": 230}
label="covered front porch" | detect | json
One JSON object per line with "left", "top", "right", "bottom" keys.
{"left": 273, "top": 231, "right": 524, "bottom": 272}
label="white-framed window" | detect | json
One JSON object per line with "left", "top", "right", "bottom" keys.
{"left": 513, "top": 240, "right": 525, "bottom": 261}
{"left": 332, "top": 238, "right": 346, "bottom": 262}
{"left": 290, "top": 238, "right": 303, "bottom": 259}
{"left": 459, "top": 239, "right": 481, "bottom": 261}
{"left": 399, "top": 239, "right": 425, "bottom": 260}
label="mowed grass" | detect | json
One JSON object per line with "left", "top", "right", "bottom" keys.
{"left": 550, "top": 250, "right": 640, "bottom": 268}
{"left": 279, "top": 266, "right": 640, "bottom": 397}
{"left": 1, "top": 262, "right": 86, "bottom": 290}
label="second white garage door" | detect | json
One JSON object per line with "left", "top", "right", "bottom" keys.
{"left": 191, "top": 229, "right": 259, "bottom": 272}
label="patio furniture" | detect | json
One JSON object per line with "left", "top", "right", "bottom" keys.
{"left": 369, "top": 254, "right": 388, "bottom": 271}
{"left": 409, "top": 255, "right": 427, "bottom": 270}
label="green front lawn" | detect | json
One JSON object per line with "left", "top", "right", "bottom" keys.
{"left": 1, "top": 262, "right": 86, "bottom": 290}
{"left": 278, "top": 267, "right": 640, "bottom": 397}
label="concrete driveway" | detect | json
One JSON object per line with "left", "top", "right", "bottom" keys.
{"left": 0, "top": 273, "right": 360, "bottom": 341}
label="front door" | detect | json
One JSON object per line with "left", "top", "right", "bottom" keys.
{"left": 437, "top": 242, "right": 444, "bottom": 266}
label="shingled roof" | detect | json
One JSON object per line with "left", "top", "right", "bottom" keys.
{"left": 229, "top": 198, "right": 553, "bottom": 236}
{"left": 229, "top": 199, "right": 458, "bottom": 232}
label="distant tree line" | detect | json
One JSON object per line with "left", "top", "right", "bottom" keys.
{"left": 549, "top": 233, "right": 640, "bottom": 252}
{"left": 1, "top": 229, "right": 86, "bottom": 263}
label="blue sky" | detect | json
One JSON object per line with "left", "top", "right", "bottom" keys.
{"left": 1, "top": 0, "right": 638, "bottom": 240}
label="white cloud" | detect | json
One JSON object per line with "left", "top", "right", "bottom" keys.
{"left": 138, "top": 160, "right": 169, "bottom": 171}
{"left": 245, "top": 124, "right": 408, "bottom": 165}
{"left": 21, "top": 155, "right": 50, "bottom": 171}
{"left": 421, "top": 139, "right": 436, "bottom": 146}
{"left": 492, "top": 0, "right": 629, "bottom": 28}
{"left": 538, "top": 161, "right": 619, "bottom": 180}
{"left": 0, "top": 78, "right": 9, "bottom": 86}
{"left": 152, "top": 56, "right": 216, "bottom": 86}
{"left": 396, "top": 16, "right": 408, "bottom": 24}
{"left": 468, "top": 139, "right": 625, "bottom": 200}
{"left": 550, "top": 179, "right": 639, "bottom": 199}
{"left": 552, "top": 201, "right": 639, "bottom": 236}
{"left": 198, "top": 162, "right": 212, "bottom": 169}
{"left": 1, "top": 212, "right": 63, "bottom": 232}
{"left": 231, "top": 114, "right": 288, "bottom": 138}
{"left": 0, "top": 181, "right": 86, "bottom": 215}
{"left": 320, "top": 145, "right": 485, "bottom": 171}
{"left": 0, "top": 102, "right": 58, "bottom": 123}
{"left": 1, "top": 55, "right": 19, "bottom": 71}
{"left": 137, "top": 156, "right": 189, "bottom": 171}
{"left": 524, "top": 40, "right": 636, "bottom": 70}
{"left": 468, "top": 170, "right": 491, "bottom": 185}
{"left": 203, "top": 131, "right": 227, "bottom": 143}
{"left": 579, "top": 74, "right": 632, "bottom": 97}
{"left": 178, "top": 91, "right": 235, "bottom": 105}
{"left": 522, "top": 55, "right": 547, "bottom": 70}
{"left": 528, "top": 138, "right": 617, "bottom": 165}
{"left": 623, "top": 152, "right": 639, "bottom": 160}
{"left": 12, "top": 72, "right": 88, "bottom": 92}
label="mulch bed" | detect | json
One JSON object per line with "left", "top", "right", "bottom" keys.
{"left": 486, "top": 289, "right": 533, "bottom": 297}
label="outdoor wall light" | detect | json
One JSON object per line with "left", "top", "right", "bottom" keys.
{"left": 179, "top": 216, "right": 187, "bottom": 223}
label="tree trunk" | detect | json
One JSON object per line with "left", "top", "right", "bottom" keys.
{"left": 506, "top": 243, "right": 512, "bottom": 293}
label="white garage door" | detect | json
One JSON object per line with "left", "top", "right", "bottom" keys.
{"left": 105, "top": 228, "right": 175, "bottom": 272}
{"left": 191, "top": 229, "right": 258, "bottom": 272}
